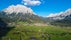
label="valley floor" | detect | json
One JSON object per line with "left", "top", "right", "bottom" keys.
{"left": 1, "top": 23, "right": 71, "bottom": 40}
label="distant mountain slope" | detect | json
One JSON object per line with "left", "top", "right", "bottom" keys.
{"left": 47, "top": 8, "right": 71, "bottom": 26}
{"left": 47, "top": 8, "right": 71, "bottom": 20}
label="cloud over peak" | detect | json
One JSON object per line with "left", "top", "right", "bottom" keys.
{"left": 22, "top": 0, "right": 41, "bottom": 6}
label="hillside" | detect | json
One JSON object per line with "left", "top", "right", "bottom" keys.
{"left": 47, "top": 8, "right": 71, "bottom": 26}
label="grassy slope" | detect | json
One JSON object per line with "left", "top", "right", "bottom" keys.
{"left": 2, "top": 22, "right": 71, "bottom": 40}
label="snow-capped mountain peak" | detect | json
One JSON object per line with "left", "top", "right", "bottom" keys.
{"left": 48, "top": 8, "right": 71, "bottom": 17}
{"left": 3, "top": 4, "right": 35, "bottom": 14}
{"left": 47, "top": 8, "right": 71, "bottom": 20}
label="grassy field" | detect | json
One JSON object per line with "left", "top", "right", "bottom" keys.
{"left": 1, "top": 22, "right": 71, "bottom": 40}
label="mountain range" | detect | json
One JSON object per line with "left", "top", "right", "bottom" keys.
{"left": 0, "top": 5, "right": 71, "bottom": 26}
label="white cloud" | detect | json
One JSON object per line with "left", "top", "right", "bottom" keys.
{"left": 22, "top": 0, "right": 41, "bottom": 6}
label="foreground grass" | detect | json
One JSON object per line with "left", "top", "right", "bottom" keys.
{"left": 1, "top": 23, "right": 71, "bottom": 40}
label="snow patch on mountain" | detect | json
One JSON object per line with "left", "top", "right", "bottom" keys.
{"left": 48, "top": 8, "right": 71, "bottom": 17}
{"left": 47, "top": 8, "right": 71, "bottom": 20}
{"left": 3, "top": 4, "right": 35, "bottom": 14}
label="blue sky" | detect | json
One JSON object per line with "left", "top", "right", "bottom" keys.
{"left": 0, "top": 0, "right": 71, "bottom": 17}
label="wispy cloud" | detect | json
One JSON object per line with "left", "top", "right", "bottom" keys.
{"left": 22, "top": 0, "right": 41, "bottom": 6}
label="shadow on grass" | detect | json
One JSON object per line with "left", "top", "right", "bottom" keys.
{"left": 0, "top": 18, "right": 15, "bottom": 40}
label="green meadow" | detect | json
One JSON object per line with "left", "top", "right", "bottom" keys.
{"left": 1, "top": 22, "right": 71, "bottom": 40}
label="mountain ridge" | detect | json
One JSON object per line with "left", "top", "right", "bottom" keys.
{"left": 0, "top": 5, "right": 71, "bottom": 26}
